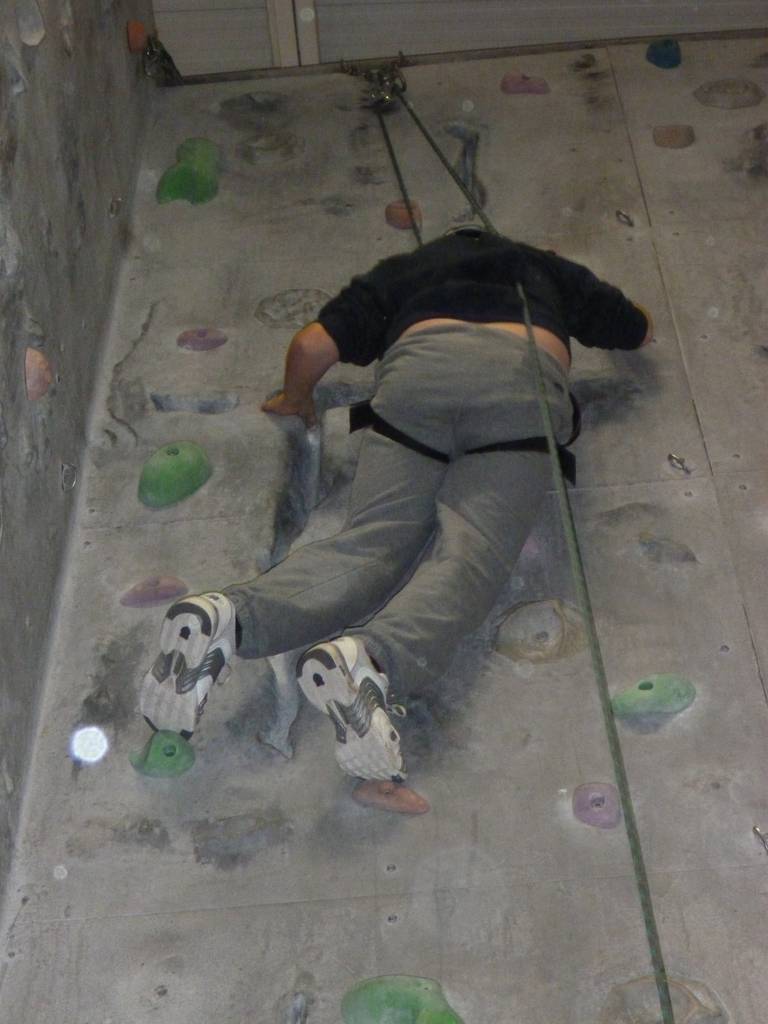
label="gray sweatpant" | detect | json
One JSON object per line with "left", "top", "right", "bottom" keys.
{"left": 226, "top": 324, "right": 572, "bottom": 694}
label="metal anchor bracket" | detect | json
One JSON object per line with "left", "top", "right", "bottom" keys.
{"left": 340, "top": 54, "right": 409, "bottom": 109}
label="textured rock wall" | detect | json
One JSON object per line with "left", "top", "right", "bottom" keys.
{"left": 0, "top": 0, "right": 153, "bottom": 896}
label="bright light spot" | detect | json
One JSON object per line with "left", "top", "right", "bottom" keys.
{"left": 70, "top": 726, "right": 109, "bottom": 764}
{"left": 707, "top": 306, "right": 719, "bottom": 319}
{"left": 705, "top": 235, "right": 716, "bottom": 246}
{"left": 299, "top": 6, "right": 315, "bottom": 20}
{"left": 53, "top": 864, "right": 68, "bottom": 880}
{"left": 461, "top": 99, "right": 475, "bottom": 113}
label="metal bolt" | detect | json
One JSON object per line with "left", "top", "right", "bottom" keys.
{"left": 667, "top": 452, "right": 691, "bottom": 475}
{"left": 753, "top": 826, "right": 768, "bottom": 853}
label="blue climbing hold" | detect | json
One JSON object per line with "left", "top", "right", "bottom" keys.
{"left": 646, "top": 39, "right": 681, "bottom": 69}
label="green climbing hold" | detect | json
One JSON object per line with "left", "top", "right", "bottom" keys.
{"left": 130, "top": 730, "right": 195, "bottom": 777}
{"left": 156, "top": 138, "right": 221, "bottom": 205}
{"left": 342, "top": 976, "right": 464, "bottom": 1024}
{"left": 612, "top": 674, "right": 696, "bottom": 719}
{"left": 138, "top": 441, "right": 212, "bottom": 508}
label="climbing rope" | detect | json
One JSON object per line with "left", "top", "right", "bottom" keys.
{"left": 349, "top": 61, "right": 676, "bottom": 1024}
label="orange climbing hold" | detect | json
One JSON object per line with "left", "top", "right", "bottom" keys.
{"left": 126, "top": 20, "right": 148, "bottom": 54}
{"left": 352, "top": 780, "right": 430, "bottom": 815}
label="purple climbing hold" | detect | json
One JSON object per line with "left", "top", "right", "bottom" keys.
{"left": 572, "top": 782, "right": 622, "bottom": 829}
{"left": 120, "top": 576, "right": 188, "bottom": 608}
{"left": 177, "top": 327, "right": 228, "bottom": 351}
{"left": 500, "top": 70, "right": 550, "bottom": 95}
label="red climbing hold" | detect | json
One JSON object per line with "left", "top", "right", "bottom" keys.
{"left": 120, "top": 576, "right": 188, "bottom": 608}
{"left": 176, "top": 327, "right": 228, "bottom": 351}
{"left": 385, "top": 200, "right": 422, "bottom": 230}
{"left": 352, "top": 780, "right": 430, "bottom": 815}
{"left": 24, "top": 347, "right": 53, "bottom": 400}
{"left": 500, "top": 70, "right": 550, "bottom": 95}
{"left": 126, "top": 20, "right": 148, "bottom": 53}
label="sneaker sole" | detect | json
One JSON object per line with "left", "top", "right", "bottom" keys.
{"left": 296, "top": 643, "right": 358, "bottom": 720}
{"left": 141, "top": 598, "right": 232, "bottom": 735}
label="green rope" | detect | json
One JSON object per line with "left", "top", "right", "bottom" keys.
{"left": 516, "top": 282, "right": 675, "bottom": 1024}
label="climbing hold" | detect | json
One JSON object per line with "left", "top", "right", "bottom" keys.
{"left": 612, "top": 674, "right": 696, "bottom": 720}
{"left": 238, "top": 131, "right": 304, "bottom": 163}
{"left": 500, "top": 70, "right": 550, "bottom": 94}
{"left": 120, "top": 576, "right": 188, "bottom": 608}
{"left": 126, "top": 19, "right": 148, "bottom": 53}
{"left": 385, "top": 200, "right": 423, "bottom": 230}
{"left": 16, "top": 0, "right": 46, "bottom": 46}
{"left": 615, "top": 209, "right": 634, "bottom": 227}
{"left": 130, "top": 730, "right": 195, "bottom": 777}
{"left": 638, "top": 532, "right": 697, "bottom": 564}
{"left": 352, "top": 780, "right": 430, "bottom": 815}
{"left": 138, "top": 441, "right": 213, "bottom": 508}
{"left": 694, "top": 79, "right": 765, "bottom": 109}
{"left": 728, "top": 122, "right": 768, "bottom": 177}
{"left": 176, "top": 327, "right": 228, "bottom": 351}
{"left": 342, "top": 976, "right": 464, "bottom": 1024}
{"left": 24, "top": 347, "right": 53, "bottom": 400}
{"left": 255, "top": 288, "right": 331, "bottom": 329}
{"left": 150, "top": 391, "right": 239, "bottom": 414}
{"left": 572, "top": 783, "right": 621, "bottom": 829}
{"left": 645, "top": 39, "right": 682, "bottom": 69}
{"left": 600, "top": 975, "right": 728, "bottom": 1023}
{"left": 572, "top": 53, "right": 597, "bottom": 70}
{"left": 156, "top": 139, "right": 221, "bottom": 205}
{"left": 653, "top": 124, "right": 695, "bottom": 149}
{"left": 496, "top": 598, "right": 586, "bottom": 663}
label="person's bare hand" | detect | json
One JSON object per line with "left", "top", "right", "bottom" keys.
{"left": 262, "top": 391, "right": 317, "bottom": 428}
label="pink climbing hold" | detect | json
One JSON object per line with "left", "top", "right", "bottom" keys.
{"left": 177, "top": 327, "right": 228, "bottom": 351}
{"left": 24, "top": 346, "right": 53, "bottom": 399}
{"left": 120, "top": 575, "right": 188, "bottom": 608}
{"left": 500, "top": 70, "right": 550, "bottom": 95}
{"left": 352, "top": 780, "right": 430, "bottom": 815}
{"left": 385, "top": 200, "right": 422, "bottom": 230}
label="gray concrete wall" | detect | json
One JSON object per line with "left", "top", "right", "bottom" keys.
{"left": 0, "top": 0, "right": 153, "bottom": 897}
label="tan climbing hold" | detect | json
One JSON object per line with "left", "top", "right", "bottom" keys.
{"left": 24, "top": 347, "right": 52, "bottom": 400}
{"left": 496, "top": 598, "right": 586, "bottom": 663}
{"left": 600, "top": 975, "right": 728, "bottom": 1023}
{"left": 694, "top": 78, "right": 765, "bottom": 109}
{"left": 653, "top": 124, "right": 696, "bottom": 149}
{"left": 385, "top": 200, "right": 422, "bottom": 230}
{"left": 352, "top": 780, "right": 430, "bottom": 815}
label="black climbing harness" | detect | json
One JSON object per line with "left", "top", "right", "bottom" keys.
{"left": 342, "top": 57, "right": 676, "bottom": 1024}
{"left": 349, "top": 396, "right": 580, "bottom": 484}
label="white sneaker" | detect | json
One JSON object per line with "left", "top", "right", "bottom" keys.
{"left": 140, "top": 592, "right": 236, "bottom": 737}
{"left": 297, "top": 636, "right": 406, "bottom": 781}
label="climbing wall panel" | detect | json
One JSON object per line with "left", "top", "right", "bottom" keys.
{"left": 5, "top": 37, "right": 768, "bottom": 1024}
{"left": 315, "top": 0, "right": 768, "bottom": 64}
{"left": 153, "top": 0, "right": 274, "bottom": 75}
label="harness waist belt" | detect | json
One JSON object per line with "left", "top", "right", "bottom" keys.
{"left": 349, "top": 401, "right": 577, "bottom": 485}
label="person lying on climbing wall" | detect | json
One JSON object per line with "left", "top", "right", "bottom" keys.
{"left": 140, "top": 227, "right": 654, "bottom": 783}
